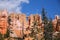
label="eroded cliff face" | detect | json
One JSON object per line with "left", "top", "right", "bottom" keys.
{"left": 0, "top": 9, "right": 60, "bottom": 40}
{"left": 0, "top": 9, "right": 8, "bottom": 35}
{"left": 52, "top": 15, "right": 60, "bottom": 32}
{"left": 9, "top": 13, "right": 27, "bottom": 38}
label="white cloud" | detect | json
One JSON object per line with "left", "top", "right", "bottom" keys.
{"left": 0, "top": 0, "right": 29, "bottom": 13}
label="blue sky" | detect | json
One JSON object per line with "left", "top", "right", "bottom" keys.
{"left": 21, "top": 0, "right": 60, "bottom": 19}
{"left": 0, "top": 0, "right": 60, "bottom": 19}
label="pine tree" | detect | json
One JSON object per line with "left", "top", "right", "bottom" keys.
{"left": 41, "top": 8, "right": 54, "bottom": 40}
{"left": 41, "top": 8, "right": 49, "bottom": 40}
{"left": 47, "top": 18, "right": 53, "bottom": 40}
{"left": 0, "top": 33, "right": 4, "bottom": 40}
{"left": 42, "top": 8, "right": 48, "bottom": 24}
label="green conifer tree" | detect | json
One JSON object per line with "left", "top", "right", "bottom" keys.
{"left": 0, "top": 33, "right": 4, "bottom": 40}
{"left": 41, "top": 8, "right": 49, "bottom": 40}
{"left": 47, "top": 18, "right": 53, "bottom": 40}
